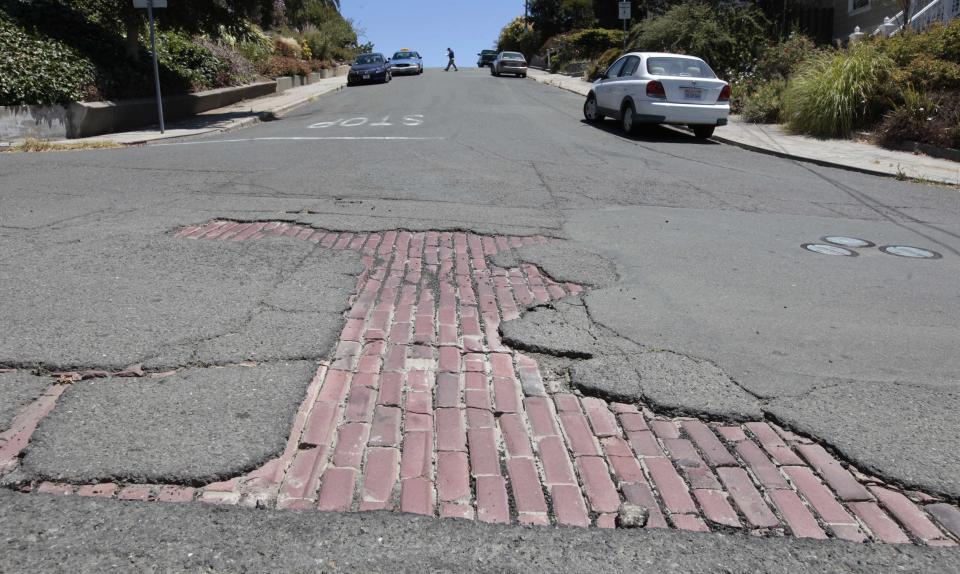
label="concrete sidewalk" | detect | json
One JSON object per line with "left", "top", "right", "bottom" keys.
{"left": 61, "top": 76, "right": 347, "bottom": 146}
{"left": 528, "top": 69, "right": 960, "bottom": 186}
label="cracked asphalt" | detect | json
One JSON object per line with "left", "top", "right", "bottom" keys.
{"left": 1, "top": 68, "right": 959, "bottom": 569}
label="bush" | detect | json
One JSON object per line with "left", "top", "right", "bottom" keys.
{"left": 261, "top": 55, "right": 311, "bottom": 77}
{"left": 497, "top": 16, "right": 541, "bottom": 58}
{"left": 782, "top": 43, "right": 898, "bottom": 138}
{"left": 236, "top": 25, "right": 275, "bottom": 66}
{"left": 753, "top": 34, "right": 819, "bottom": 81}
{"left": 585, "top": 47, "right": 622, "bottom": 80}
{"left": 876, "top": 89, "right": 960, "bottom": 150}
{"left": 0, "top": 14, "right": 97, "bottom": 104}
{"left": 877, "top": 19, "right": 960, "bottom": 66}
{"left": 893, "top": 55, "right": 960, "bottom": 91}
{"left": 195, "top": 37, "right": 256, "bottom": 86}
{"left": 741, "top": 78, "right": 786, "bottom": 123}
{"left": 627, "top": 2, "right": 770, "bottom": 77}
{"left": 157, "top": 30, "right": 233, "bottom": 92}
{"left": 274, "top": 36, "right": 302, "bottom": 58}
{"left": 542, "top": 27, "right": 624, "bottom": 73}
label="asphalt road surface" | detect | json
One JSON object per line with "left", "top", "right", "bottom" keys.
{"left": 1, "top": 68, "right": 958, "bottom": 570}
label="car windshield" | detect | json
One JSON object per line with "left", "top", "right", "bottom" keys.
{"left": 481, "top": 50, "right": 496, "bottom": 55}
{"left": 355, "top": 54, "right": 382, "bottom": 65}
{"left": 646, "top": 57, "right": 716, "bottom": 78}
{"left": 393, "top": 52, "right": 415, "bottom": 59}
{"left": 501, "top": 52, "right": 524, "bottom": 60}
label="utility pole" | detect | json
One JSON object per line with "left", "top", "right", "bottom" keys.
{"left": 525, "top": 1, "right": 529, "bottom": 25}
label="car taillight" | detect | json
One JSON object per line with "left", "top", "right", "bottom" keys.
{"left": 719, "top": 84, "right": 731, "bottom": 102}
{"left": 646, "top": 81, "right": 666, "bottom": 99}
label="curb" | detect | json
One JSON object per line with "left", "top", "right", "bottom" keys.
{"left": 75, "top": 82, "right": 347, "bottom": 147}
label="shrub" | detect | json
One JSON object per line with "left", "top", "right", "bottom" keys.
{"left": 274, "top": 36, "right": 302, "bottom": 58}
{"left": 157, "top": 30, "right": 232, "bottom": 92}
{"left": 753, "top": 34, "right": 819, "bottom": 81}
{"left": 236, "top": 25, "right": 275, "bottom": 66}
{"left": 585, "top": 47, "right": 622, "bottom": 80}
{"left": 877, "top": 19, "right": 960, "bottom": 66}
{"left": 628, "top": 2, "right": 770, "bottom": 77}
{"left": 782, "top": 43, "right": 898, "bottom": 138}
{"left": 194, "top": 37, "right": 256, "bottom": 86}
{"left": 876, "top": 89, "right": 960, "bottom": 149}
{"left": 0, "top": 14, "right": 97, "bottom": 105}
{"left": 261, "top": 55, "right": 310, "bottom": 77}
{"left": 741, "top": 78, "right": 786, "bottom": 123}
{"left": 894, "top": 55, "right": 960, "bottom": 91}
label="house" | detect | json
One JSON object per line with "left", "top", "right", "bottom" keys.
{"left": 831, "top": 0, "right": 960, "bottom": 43}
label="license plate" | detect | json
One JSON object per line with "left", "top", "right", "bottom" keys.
{"left": 682, "top": 88, "right": 703, "bottom": 100}
{"left": 363, "top": 74, "right": 370, "bottom": 80}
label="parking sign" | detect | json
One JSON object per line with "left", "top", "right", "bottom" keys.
{"left": 618, "top": 1, "right": 631, "bottom": 20}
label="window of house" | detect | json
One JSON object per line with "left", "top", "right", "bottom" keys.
{"left": 849, "top": 0, "right": 870, "bottom": 15}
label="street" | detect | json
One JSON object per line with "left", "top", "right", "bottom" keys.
{"left": 1, "top": 68, "right": 959, "bottom": 570}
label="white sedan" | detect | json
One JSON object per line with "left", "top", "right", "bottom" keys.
{"left": 583, "top": 52, "right": 730, "bottom": 139}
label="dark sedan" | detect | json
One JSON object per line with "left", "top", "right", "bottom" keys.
{"left": 477, "top": 49, "right": 497, "bottom": 68}
{"left": 347, "top": 53, "right": 392, "bottom": 86}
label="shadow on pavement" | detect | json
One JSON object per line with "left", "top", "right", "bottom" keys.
{"left": 581, "top": 119, "right": 720, "bottom": 145}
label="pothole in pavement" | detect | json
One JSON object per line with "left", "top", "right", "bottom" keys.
{"left": 1, "top": 221, "right": 957, "bottom": 546}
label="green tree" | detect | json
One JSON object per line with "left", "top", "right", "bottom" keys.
{"left": 530, "top": 0, "right": 596, "bottom": 39}
{"left": 497, "top": 16, "right": 540, "bottom": 56}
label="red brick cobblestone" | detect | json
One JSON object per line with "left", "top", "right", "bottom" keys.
{"left": 0, "top": 221, "right": 957, "bottom": 547}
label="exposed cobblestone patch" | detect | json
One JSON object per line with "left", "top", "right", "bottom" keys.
{"left": 0, "top": 221, "right": 957, "bottom": 547}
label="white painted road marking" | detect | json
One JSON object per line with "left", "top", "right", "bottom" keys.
{"left": 154, "top": 136, "right": 445, "bottom": 146}
{"left": 307, "top": 114, "right": 424, "bottom": 129}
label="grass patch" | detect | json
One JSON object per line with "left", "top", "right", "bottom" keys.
{"left": 1, "top": 138, "right": 122, "bottom": 152}
{"left": 781, "top": 43, "right": 897, "bottom": 138}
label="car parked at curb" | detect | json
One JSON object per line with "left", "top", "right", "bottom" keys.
{"left": 490, "top": 51, "right": 527, "bottom": 78}
{"left": 389, "top": 49, "right": 423, "bottom": 75}
{"left": 347, "top": 53, "right": 392, "bottom": 86}
{"left": 583, "top": 52, "right": 730, "bottom": 139}
{"left": 477, "top": 49, "right": 497, "bottom": 67}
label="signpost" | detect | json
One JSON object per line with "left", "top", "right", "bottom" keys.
{"left": 133, "top": 0, "right": 167, "bottom": 133}
{"left": 619, "top": 1, "right": 631, "bottom": 49}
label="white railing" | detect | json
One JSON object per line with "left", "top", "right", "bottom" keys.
{"left": 866, "top": 0, "right": 958, "bottom": 39}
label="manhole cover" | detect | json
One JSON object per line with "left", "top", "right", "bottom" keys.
{"left": 823, "top": 236, "right": 874, "bottom": 248}
{"left": 802, "top": 244, "right": 858, "bottom": 257}
{"left": 879, "top": 245, "right": 942, "bottom": 259}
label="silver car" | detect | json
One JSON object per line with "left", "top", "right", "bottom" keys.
{"left": 491, "top": 51, "right": 527, "bottom": 78}
{"left": 388, "top": 50, "right": 423, "bottom": 75}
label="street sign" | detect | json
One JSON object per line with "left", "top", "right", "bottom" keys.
{"left": 134, "top": 0, "right": 166, "bottom": 7}
{"left": 619, "top": 1, "right": 631, "bottom": 20}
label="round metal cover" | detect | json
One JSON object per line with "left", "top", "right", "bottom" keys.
{"left": 802, "top": 244, "right": 857, "bottom": 256}
{"left": 823, "top": 236, "right": 874, "bottom": 248}
{"left": 879, "top": 245, "right": 942, "bottom": 259}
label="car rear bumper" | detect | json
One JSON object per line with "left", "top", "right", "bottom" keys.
{"left": 498, "top": 65, "right": 527, "bottom": 74}
{"left": 635, "top": 101, "right": 729, "bottom": 125}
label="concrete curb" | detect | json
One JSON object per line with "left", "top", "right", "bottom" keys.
{"left": 80, "top": 82, "right": 348, "bottom": 147}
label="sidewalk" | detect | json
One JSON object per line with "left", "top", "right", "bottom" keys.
{"left": 61, "top": 76, "right": 348, "bottom": 146}
{"left": 528, "top": 70, "right": 960, "bottom": 186}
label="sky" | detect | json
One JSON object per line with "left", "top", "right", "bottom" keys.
{"left": 340, "top": 1, "right": 527, "bottom": 67}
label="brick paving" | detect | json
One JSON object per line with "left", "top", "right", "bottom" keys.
{"left": 0, "top": 221, "right": 958, "bottom": 547}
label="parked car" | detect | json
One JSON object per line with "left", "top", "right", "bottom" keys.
{"left": 490, "top": 51, "right": 527, "bottom": 77}
{"left": 389, "top": 49, "right": 423, "bottom": 75}
{"left": 347, "top": 53, "right": 392, "bottom": 86}
{"left": 477, "top": 49, "right": 497, "bottom": 67}
{"left": 583, "top": 52, "right": 730, "bottom": 139}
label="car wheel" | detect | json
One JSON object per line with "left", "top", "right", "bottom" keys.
{"left": 583, "top": 94, "right": 602, "bottom": 123}
{"left": 693, "top": 125, "right": 715, "bottom": 139}
{"left": 521, "top": 73, "right": 527, "bottom": 78}
{"left": 621, "top": 102, "right": 637, "bottom": 135}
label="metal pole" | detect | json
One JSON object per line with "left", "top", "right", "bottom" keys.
{"left": 147, "top": 0, "right": 165, "bottom": 133}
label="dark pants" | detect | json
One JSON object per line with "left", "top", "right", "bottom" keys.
{"left": 445, "top": 58, "right": 458, "bottom": 71}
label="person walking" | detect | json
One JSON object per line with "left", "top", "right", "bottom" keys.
{"left": 445, "top": 47, "right": 458, "bottom": 72}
